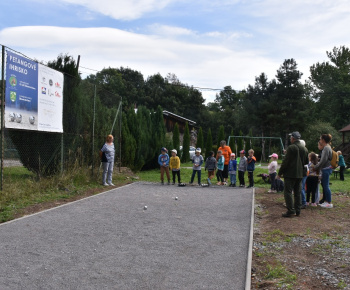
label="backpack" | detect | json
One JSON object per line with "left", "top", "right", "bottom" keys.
{"left": 330, "top": 149, "right": 339, "bottom": 169}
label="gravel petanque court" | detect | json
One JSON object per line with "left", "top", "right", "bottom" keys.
{"left": 0, "top": 182, "right": 253, "bottom": 290}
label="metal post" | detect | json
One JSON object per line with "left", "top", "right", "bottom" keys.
{"left": 92, "top": 84, "right": 96, "bottom": 176}
{"left": 119, "top": 98, "right": 122, "bottom": 173}
{"left": 1, "top": 46, "right": 5, "bottom": 191}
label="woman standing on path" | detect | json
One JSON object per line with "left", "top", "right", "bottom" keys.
{"left": 314, "top": 134, "right": 333, "bottom": 208}
{"left": 100, "top": 134, "right": 115, "bottom": 186}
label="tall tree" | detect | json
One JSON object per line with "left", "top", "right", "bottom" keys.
{"left": 310, "top": 46, "right": 350, "bottom": 129}
{"left": 181, "top": 122, "right": 191, "bottom": 163}
{"left": 172, "top": 123, "right": 180, "bottom": 157}
{"left": 196, "top": 127, "right": 204, "bottom": 151}
{"left": 217, "top": 125, "right": 225, "bottom": 148}
{"left": 205, "top": 128, "right": 213, "bottom": 159}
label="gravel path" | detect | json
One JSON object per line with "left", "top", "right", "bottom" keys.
{"left": 0, "top": 182, "right": 253, "bottom": 290}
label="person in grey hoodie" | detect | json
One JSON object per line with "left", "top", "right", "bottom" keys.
{"left": 238, "top": 150, "right": 247, "bottom": 187}
{"left": 205, "top": 151, "right": 217, "bottom": 185}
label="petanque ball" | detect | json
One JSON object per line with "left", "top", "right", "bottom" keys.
{"left": 15, "top": 113, "right": 22, "bottom": 123}
{"left": 29, "top": 116, "right": 35, "bottom": 124}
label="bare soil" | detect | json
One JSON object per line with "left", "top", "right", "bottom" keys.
{"left": 252, "top": 188, "right": 350, "bottom": 289}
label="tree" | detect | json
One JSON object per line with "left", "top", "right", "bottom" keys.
{"left": 196, "top": 127, "right": 204, "bottom": 152}
{"left": 205, "top": 128, "right": 213, "bottom": 159}
{"left": 181, "top": 122, "right": 190, "bottom": 163}
{"left": 310, "top": 46, "right": 350, "bottom": 129}
{"left": 172, "top": 123, "right": 180, "bottom": 157}
{"left": 217, "top": 125, "right": 225, "bottom": 148}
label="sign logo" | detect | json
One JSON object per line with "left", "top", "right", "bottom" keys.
{"left": 10, "top": 91, "right": 17, "bottom": 102}
{"left": 49, "top": 79, "right": 53, "bottom": 86}
{"left": 55, "top": 82, "right": 61, "bottom": 88}
{"left": 9, "top": 76, "right": 17, "bottom": 87}
{"left": 55, "top": 91, "right": 62, "bottom": 98}
{"left": 41, "top": 87, "right": 47, "bottom": 94}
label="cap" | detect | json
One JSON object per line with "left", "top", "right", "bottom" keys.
{"left": 269, "top": 153, "right": 278, "bottom": 159}
{"left": 289, "top": 131, "right": 301, "bottom": 139}
{"left": 240, "top": 150, "right": 245, "bottom": 154}
{"left": 161, "top": 147, "right": 167, "bottom": 152}
{"left": 171, "top": 149, "right": 177, "bottom": 154}
{"left": 195, "top": 148, "right": 201, "bottom": 153}
{"left": 231, "top": 153, "right": 235, "bottom": 156}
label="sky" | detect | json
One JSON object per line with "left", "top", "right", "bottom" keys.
{"left": 1, "top": 0, "right": 350, "bottom": 102}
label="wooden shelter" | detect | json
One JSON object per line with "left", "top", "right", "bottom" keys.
{"left": 339, "top": 124, "right": 350, "bottom": 144}
{"left": 162, "top": 110, "right": 197, "bottom": 133}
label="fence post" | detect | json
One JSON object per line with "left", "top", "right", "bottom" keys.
{"left": 1, "top": 46, "right": 5, "bottom": 191}
{"left": 92, "top": 84, "right": 96, "bottom": 177}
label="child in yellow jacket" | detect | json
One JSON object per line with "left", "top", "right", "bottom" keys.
{"left": 169, "top": 149, "right": 181, "bottom": 185}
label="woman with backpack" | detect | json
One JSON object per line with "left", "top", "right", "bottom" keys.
{"left": 314, "top": 134, "right": 333, "bottom": 208}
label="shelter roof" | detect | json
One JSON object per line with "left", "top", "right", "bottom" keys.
{"left": 339, "top": 124, "right": 350, "bottom": 132}
{"left": 163, "top": 110, "right": 196, "bottom": 126}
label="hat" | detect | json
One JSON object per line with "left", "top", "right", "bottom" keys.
{"left": 195, "top": 148, "right": 201, "bottom": 153}
{"left": 231, "top": 153, "right": 235, "bottom": 157}
{"left": 269, "top": 153, "right": 278, "bottom": 159}
{"left": 161, "top": 147, "right": 167, "bottom": 152}
{"left": 240, "top": 150, "right": 245, "bottom": 154}
{"left": 289, "top": 131, "right": 301, "bottom": 139}
{"left": 171, "top": 149, "right": 177, "bottom": 154}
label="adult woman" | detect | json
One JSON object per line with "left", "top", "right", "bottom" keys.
{"left": 217, "top": 140, "right": 232, "bottom": 185}
{"left": 314, "top": 134, "right": 333, "bottom": 208}
{"left": 100, "top": 134, "right": 115, "bottom": 186}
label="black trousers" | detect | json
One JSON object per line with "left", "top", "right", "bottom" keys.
{"left": 248, "top": 171, "right": 254, "bottom": 187}
{"left": 340, "top": 166, "right": 345, "bottom": 181}
{"left": 172, "top": 170, "right": 181, "bottom": 183}
{"left": 238, "top": 171, "right": 245, "bottom": 185}
{"left": 216, "top": 170, "right": 224, "bottom": 182}
{"left": 306, "top": 176, "right": 318, "bottom": 203}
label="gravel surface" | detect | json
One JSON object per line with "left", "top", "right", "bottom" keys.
{"left": 0, "top": 182, "right": 253, "bottom": 290}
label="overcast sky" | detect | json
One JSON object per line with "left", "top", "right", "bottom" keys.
{"left": 1, "top": 0, "right": 349, "bottom": 102}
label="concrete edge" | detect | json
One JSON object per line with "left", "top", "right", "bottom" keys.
{"left": 0, "top": 183, "right": 134, "bottom": 227}
{"left": 245, "top": 187, "right": 255, "bottom": 290}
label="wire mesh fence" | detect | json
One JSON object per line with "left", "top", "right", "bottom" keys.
{"left": 0, "top": 45, "right": 122, "bottom": 188}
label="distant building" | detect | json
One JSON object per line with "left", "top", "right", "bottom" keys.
{"left": 162, "top": 110, "right": 198, "bottom": 146}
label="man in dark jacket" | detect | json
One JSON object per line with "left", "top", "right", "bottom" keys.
{"left": 278, "top": 132, "right": 309, "bottom": 217}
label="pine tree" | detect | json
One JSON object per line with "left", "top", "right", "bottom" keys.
{"left": 217, "top": 125, "right": 225, "bottom": 148}
{"left": 173, "top": 123, "right": 180, "bottom": 157}
{"left": 181, "top": 122, "right": 190, "bottom": 163}
{"left": 205, "top": 128, "right": 213, "bottom": 159}
{"left": 228, "top": 129, "right": 234, "bottom": 152}
{"left": 196, "top": 127, "right": 204, "bottom": 152}
{"left": 237, "top": 130, "right": 244, "bottom": 152}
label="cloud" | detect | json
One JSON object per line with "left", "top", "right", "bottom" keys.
{"left": 147, "top": 24, "right": 195, "bottom": 37}
{"left": 58, "top": 0, "right": 173, "bottom": 20}
{"left": 0, "top": 26, "right": 280, "bottom": 102}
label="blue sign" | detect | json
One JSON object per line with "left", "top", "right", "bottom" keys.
{"left": 5, "top": 50, "right": 38, "bottom": 112}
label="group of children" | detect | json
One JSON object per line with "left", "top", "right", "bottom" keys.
{"left": 158, "top": 147, "right": 257, "bottom": 187}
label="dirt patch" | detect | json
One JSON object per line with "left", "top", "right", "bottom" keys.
{"left": 252, "top": 188, "right": 350, "bottom": 289}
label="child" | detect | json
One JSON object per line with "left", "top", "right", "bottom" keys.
{"left": 338, "top": 151, "right": 346, "bottom": 181}
{"left": 190, "top": 148, "right": 204, "bottom": 185}
{"left": 247, "top": 149, "right": 256, "bottom": 188}
{"left": 306, "top": 152, "right": 320, "bottom": 206}
{"left": 169, "top": 149, "right": 181, "bottom": 185}
{"left": 228, "top": 153, "right": 237, "bottom": 187}
{"left": 216, "top": 150, "right": 225, "bottom": 185}
{"left": 238, "top": 150, "right": 247, "bottom": 187}
{"left": 158, "top": 147, "right": 170, "bottom": 185}
{"left": 268, "top": 153, "right": 278, "bottom": 193}
{"left": 205, "top": 151, "right": 217, "bottom": 185}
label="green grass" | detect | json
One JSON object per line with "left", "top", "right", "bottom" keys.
{"left": 264, "top": 263, "right": 297, "bottom": 288}
{"left": 0, "top": 166, "right": 128, "bottom": 223}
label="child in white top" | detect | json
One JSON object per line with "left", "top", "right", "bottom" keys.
{"left": 268, "top": 153, "right": 278, "bottom": 193}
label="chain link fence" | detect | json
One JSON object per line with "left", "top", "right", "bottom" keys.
{"left": 0, "top": 45, "right": 122, "bottom": 188}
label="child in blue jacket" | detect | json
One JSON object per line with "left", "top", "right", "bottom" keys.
{"left": 247, "top": 149, "right": 256, "bottom": 188}
{"left": 158, "top": 147, "right": 170, "bottom": 185}
{"left": 228, "top": 153, "right": 237, "bottom": 187}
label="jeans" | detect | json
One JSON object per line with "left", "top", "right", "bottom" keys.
{"left": 321, "top": 167, "right": 333, "bottom": 203}
{"left": 191, "top": 169, "right": 201, "bottom": 184}
{"left": 102, "top": 162, "right": 114, "bottom": 184}
{"left": 284, "top": 177, "right": 302, "bottom": 214}
{"left": 340, "top": 166, "right": 345, "bottom": 181}
{"left": 248, "top": 171, "right": 254, "bottom": 187}
{"left": 230, "top": 173, "right": 236, "bottom": 185}
{"left": 172, "top": 170, "right": 181, "bottom": 183}
{"left": 301, "top": 176, "right": 307, "bottom": 205}
{"left": 270, "top": 172, "right": 277, "bottom": 190}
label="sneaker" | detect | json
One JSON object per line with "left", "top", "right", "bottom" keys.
{"left": 161, "top": 181, "right": 164, "bottom": 185}
{"left": 320, "top": 202, "right": 333, "bottom": 208}
{"left": 300, "top": 204, "right": 307, "bottom": 209}
{"left": 223, "top": 182, "right": 227, "bottom": 185}
{"left": 306, "top": 202, "right": 309, "bottom": 206}
{"left": 217, "top": 182, "right": 222, "bottom": 185}
{"left": 282, "top": 211, "right": 295, "bottom": 218}
{"left": 172, "top": 183, "right": 175, "bottom": 185}
{"left": 103, "top": 183, "right": 109, "bottom": 186}
{"left": 268, "top": 190, "right": 273, "bottom": 193}
{"left": 232, "top": 184, "right": 236, "bottom": 187}
{"left": 108, "top": 183, "right": 115, "bottom": 186}
{"left": 311, "top": 203, "right": 317, "bottom": 207}
{"left": 207, "top": 178, "right": 212, "bottom": 185}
